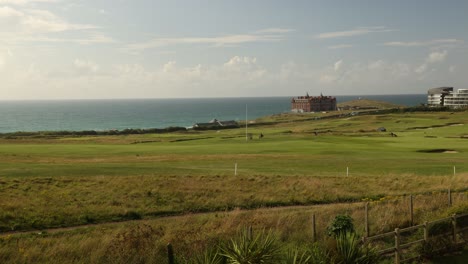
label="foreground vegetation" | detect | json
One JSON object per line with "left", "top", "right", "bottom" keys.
{"left": 0, "top": 107, "right": 467, "bottom": 262}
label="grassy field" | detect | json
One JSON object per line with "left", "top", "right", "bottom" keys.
{"left": 0, "top": 109, "right": 467, "bottom": 262}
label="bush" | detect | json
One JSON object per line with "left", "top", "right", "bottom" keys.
{"left": 188, "top": 249, "right": 225, "bottom": 264}
{"left": 281, "top": 248, "right": 312, "bottom": 264}
{"left": 219, "top": 228, "right": 281, "bottom": 264}
{"left": 327, "top": 215, "right": 355, "bottom": 237}
{"left": 307, "top": 243, "right": 330, "bottom": 264}
{"left": 417, "top": 236, "right": 455, "bottom": 259}
{"left": 334, "top": 231, "right": 380, "bottom": 264}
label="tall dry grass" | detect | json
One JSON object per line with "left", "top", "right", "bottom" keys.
{"left": 1, "top": 173, "right": 467, "bottom": 232}
{"left": 1, "top": 190, "right": 467, "bottom": 263}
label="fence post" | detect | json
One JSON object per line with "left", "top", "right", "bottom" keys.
{"left": 448, "top": 188, "right": 452, "bottom": 207}
{"left": 365, "top": 202, "right": 369, "bottom": 237}
{"left": 409, "top": 194, "right": 414, "bottom": 226}
{"left": 452, "top": 214, "right": 457, "bottom": 244}
{"left": 167, "top": 243, "right": 175, "bottom": 264}
{"left": 394, "top": 228, "right": 400, "bottom": 264}
{"left": 423, "top": 221, "right": 428, "bottom": 241}
{"left": 312, "top": 214, "right": 316, "bottom": 243}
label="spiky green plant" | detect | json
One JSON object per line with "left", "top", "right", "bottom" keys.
{"left": 308, "top": 243, "right": 330, "bottom": 264}
{"left": 188, "top": 249, "right": 225, "bottom": 264}
{"left": 281, "top": 248, "right": 311, "bottom": 264}
{"left": 334, "top": 231, "right": 380, "bottom": 264}
{"left": 219, "top": 228, "right": 281, "bottom": 264}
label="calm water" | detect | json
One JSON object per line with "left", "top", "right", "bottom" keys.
{"left": 0, "top": 94, "right": 426, "bottom": 133}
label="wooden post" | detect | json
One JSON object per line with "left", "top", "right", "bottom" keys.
{"left": 448, "top": 188, "right": 452, "bottom": 207}
{"left": 394, "top": 228, "right": 401, "bottom": 264}
{"left": 312, "top": 214, "right": 316, "bottom": 243}
{"left": 409, "top": 194, "right": 414, "bottom": 226}
{"left": 234, "top": 163, "right": 237, "bottom": 176}
{"left": 167, "top": 243, "right": 175, "bottom": 264}
{"left": 452, "top": 214, "right": 458, "bottom": 244}
{"left": 365, "top": 202, "right": 369, "bottom": 237}
{"left": 245, "top": 105, "right": 248, "bottom": 141}
{"left": 346, "top": 167, "right": 349, "bottom": 177}
{"left": 423, "top": 221, "right": 428, "bottom": 241}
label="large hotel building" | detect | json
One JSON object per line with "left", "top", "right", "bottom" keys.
{"left": 291, "top": 93, "right": 337, "bottom": 112}
{"left": 427, "top": 87, "right": 468, "bottom": 108}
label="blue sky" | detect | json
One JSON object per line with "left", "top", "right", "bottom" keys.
{"left": 0, "top": 0, "right": 467, "bottom": 99}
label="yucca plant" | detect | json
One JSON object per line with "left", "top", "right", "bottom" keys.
{"left": 219, "top": 228, "right": 281, "bottom": 264}
{"left": 281, "top": 248, "right": 311, "bottom": 264}
{"left": 308, "top": 243, "right": 330, "bottom": 264}
{"left": 189, "top": 249, "right": 226, "bottom": 264}
{"left": 334, "top": 231, "right": 380, "bottom": 264}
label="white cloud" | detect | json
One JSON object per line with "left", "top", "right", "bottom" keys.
{"left": 414, "top": 50, "right": 448, "bottom": 75}
{"left": 367, "top": 60, "right": 384, "bottom": 70}
{"left": 74, "top": 59, "right": 99, "bottom": 74}
{"left": 222, "top": 56, "right": 266, "bottom": 80}
{"left": 0, "top": 48, "right": 13, "bottom": 70}
{"left": 224, "top": 56, "right": 257, "bottom": 67}
{"left": 328, "top": 44, "right": 353, "bottom": 50}
{"left": 384, "top": 39, "right": 461, "bottom": 47}
{"left": 333, "top": 60, "right": 343, "bottom": 71}
{"left": 0, "top": 5, "right": 23, "bottom": 18}
{"left": 0, "top": 56, "right": 5, "bottom": 70}
{"left": 0, "top": 0, "right": 58, "bottom": 5}
{"left": 414, "top": 50, "right": 448, "bottom": 74}
{"left": 414, "top": 64, "right": 427, "bottom": 74}
{"left": 254, "top": 28, "right": 295, "bottom": 34}
{"left": 125, "top": 29, "right": 292, "bottom": 53}
{"left": 315, "top": 27, "right": 395, "bottom": 39}
{"left": 0, "top": 4, "right": 113, "bottom": 50}
{"left": 0, "top": 54, "right": 460, "bottom": 100}
{"left": 320, "top": 60, "right": 413, "bottom": 88}
{"left": 0, "top": 6, "right": 95, "bottom": 33}
{"left": 427, "top": 50, "right": 447, "bottom": 63}
{"left": 25, "top": 32, "right": 115, "bottom": 44}
{"left": 162, "top": 61, "right": 177, "bottom": 73}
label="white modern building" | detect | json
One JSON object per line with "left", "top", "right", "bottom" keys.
{"left": 427, "top": 87, "right": 468, "bottom": 108}
{"left": 444, "top": 89, "right": 468, "bottom": 108}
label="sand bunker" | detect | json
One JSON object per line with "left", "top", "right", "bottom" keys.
{"left": 418, "top": 149, "right": 458, "bottom": 153}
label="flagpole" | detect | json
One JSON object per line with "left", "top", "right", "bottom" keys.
{"left": 245, "top": 104, "right": 248, "bottom": 141}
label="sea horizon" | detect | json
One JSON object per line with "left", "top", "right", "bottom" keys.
{"left": 0, "top": 93, "right": 426, "bottom": 102}
{"left": 0, "top": 94, "right": 427, "bottom": 133}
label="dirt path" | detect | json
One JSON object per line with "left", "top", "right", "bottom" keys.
{"left": 0, "top": 200, "right": 364, "bottom": 237}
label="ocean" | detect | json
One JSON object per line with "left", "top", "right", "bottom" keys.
{"left": 0, "top": 94, "right": 427, "bottom": 133}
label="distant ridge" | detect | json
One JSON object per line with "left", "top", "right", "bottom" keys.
{"left": 338, "top": 98, "right": 403, "bottom": 110}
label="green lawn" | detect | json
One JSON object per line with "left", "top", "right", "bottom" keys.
{"left": 0, "top": 110, "right": 467, "bottom": 232}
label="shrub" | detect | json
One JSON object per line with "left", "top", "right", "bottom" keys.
{"left": 104, "top": 224, "right": 164, "bottom": 264}
{"left": 417, "top": 236, "right": 455, "bottom": 259}
{"left": 281, "top": 248, "right": 311, "bottom": 264}
{"left": 327, "top": 215, "right": 355, "bottom": 237}
{"left": 306, "top": 243, "right": 330, "bottom": 264}
{"left": 219, "top": 228, "right": 281, "bottom": 264}
{"left": 334, "top": 231, "right": 380, "bottom": 264}
{"left": 188, "top": 249, "right": 225, "bottom": 264}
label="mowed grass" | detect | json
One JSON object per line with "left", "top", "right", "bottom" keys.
{"left": 0, "top": 111, "right": 467, "bottom": 232}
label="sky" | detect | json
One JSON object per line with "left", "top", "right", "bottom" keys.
{"left": 0, "top": 0, "right": 467, "bottom": 100}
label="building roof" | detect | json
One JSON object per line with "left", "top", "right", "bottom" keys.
{"left": 193, "top": 120, "right": 239, "bottom": 129}
{"left": 427, "top": 87, "right": 453, "bottom": 95}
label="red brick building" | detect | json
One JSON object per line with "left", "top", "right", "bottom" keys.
{"left": 291, "top": 93, "right": 337, "bottom": 112}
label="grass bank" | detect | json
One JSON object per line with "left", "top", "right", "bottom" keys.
{"left": 0, "top": 109, "right": 467, "bottom": 262}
